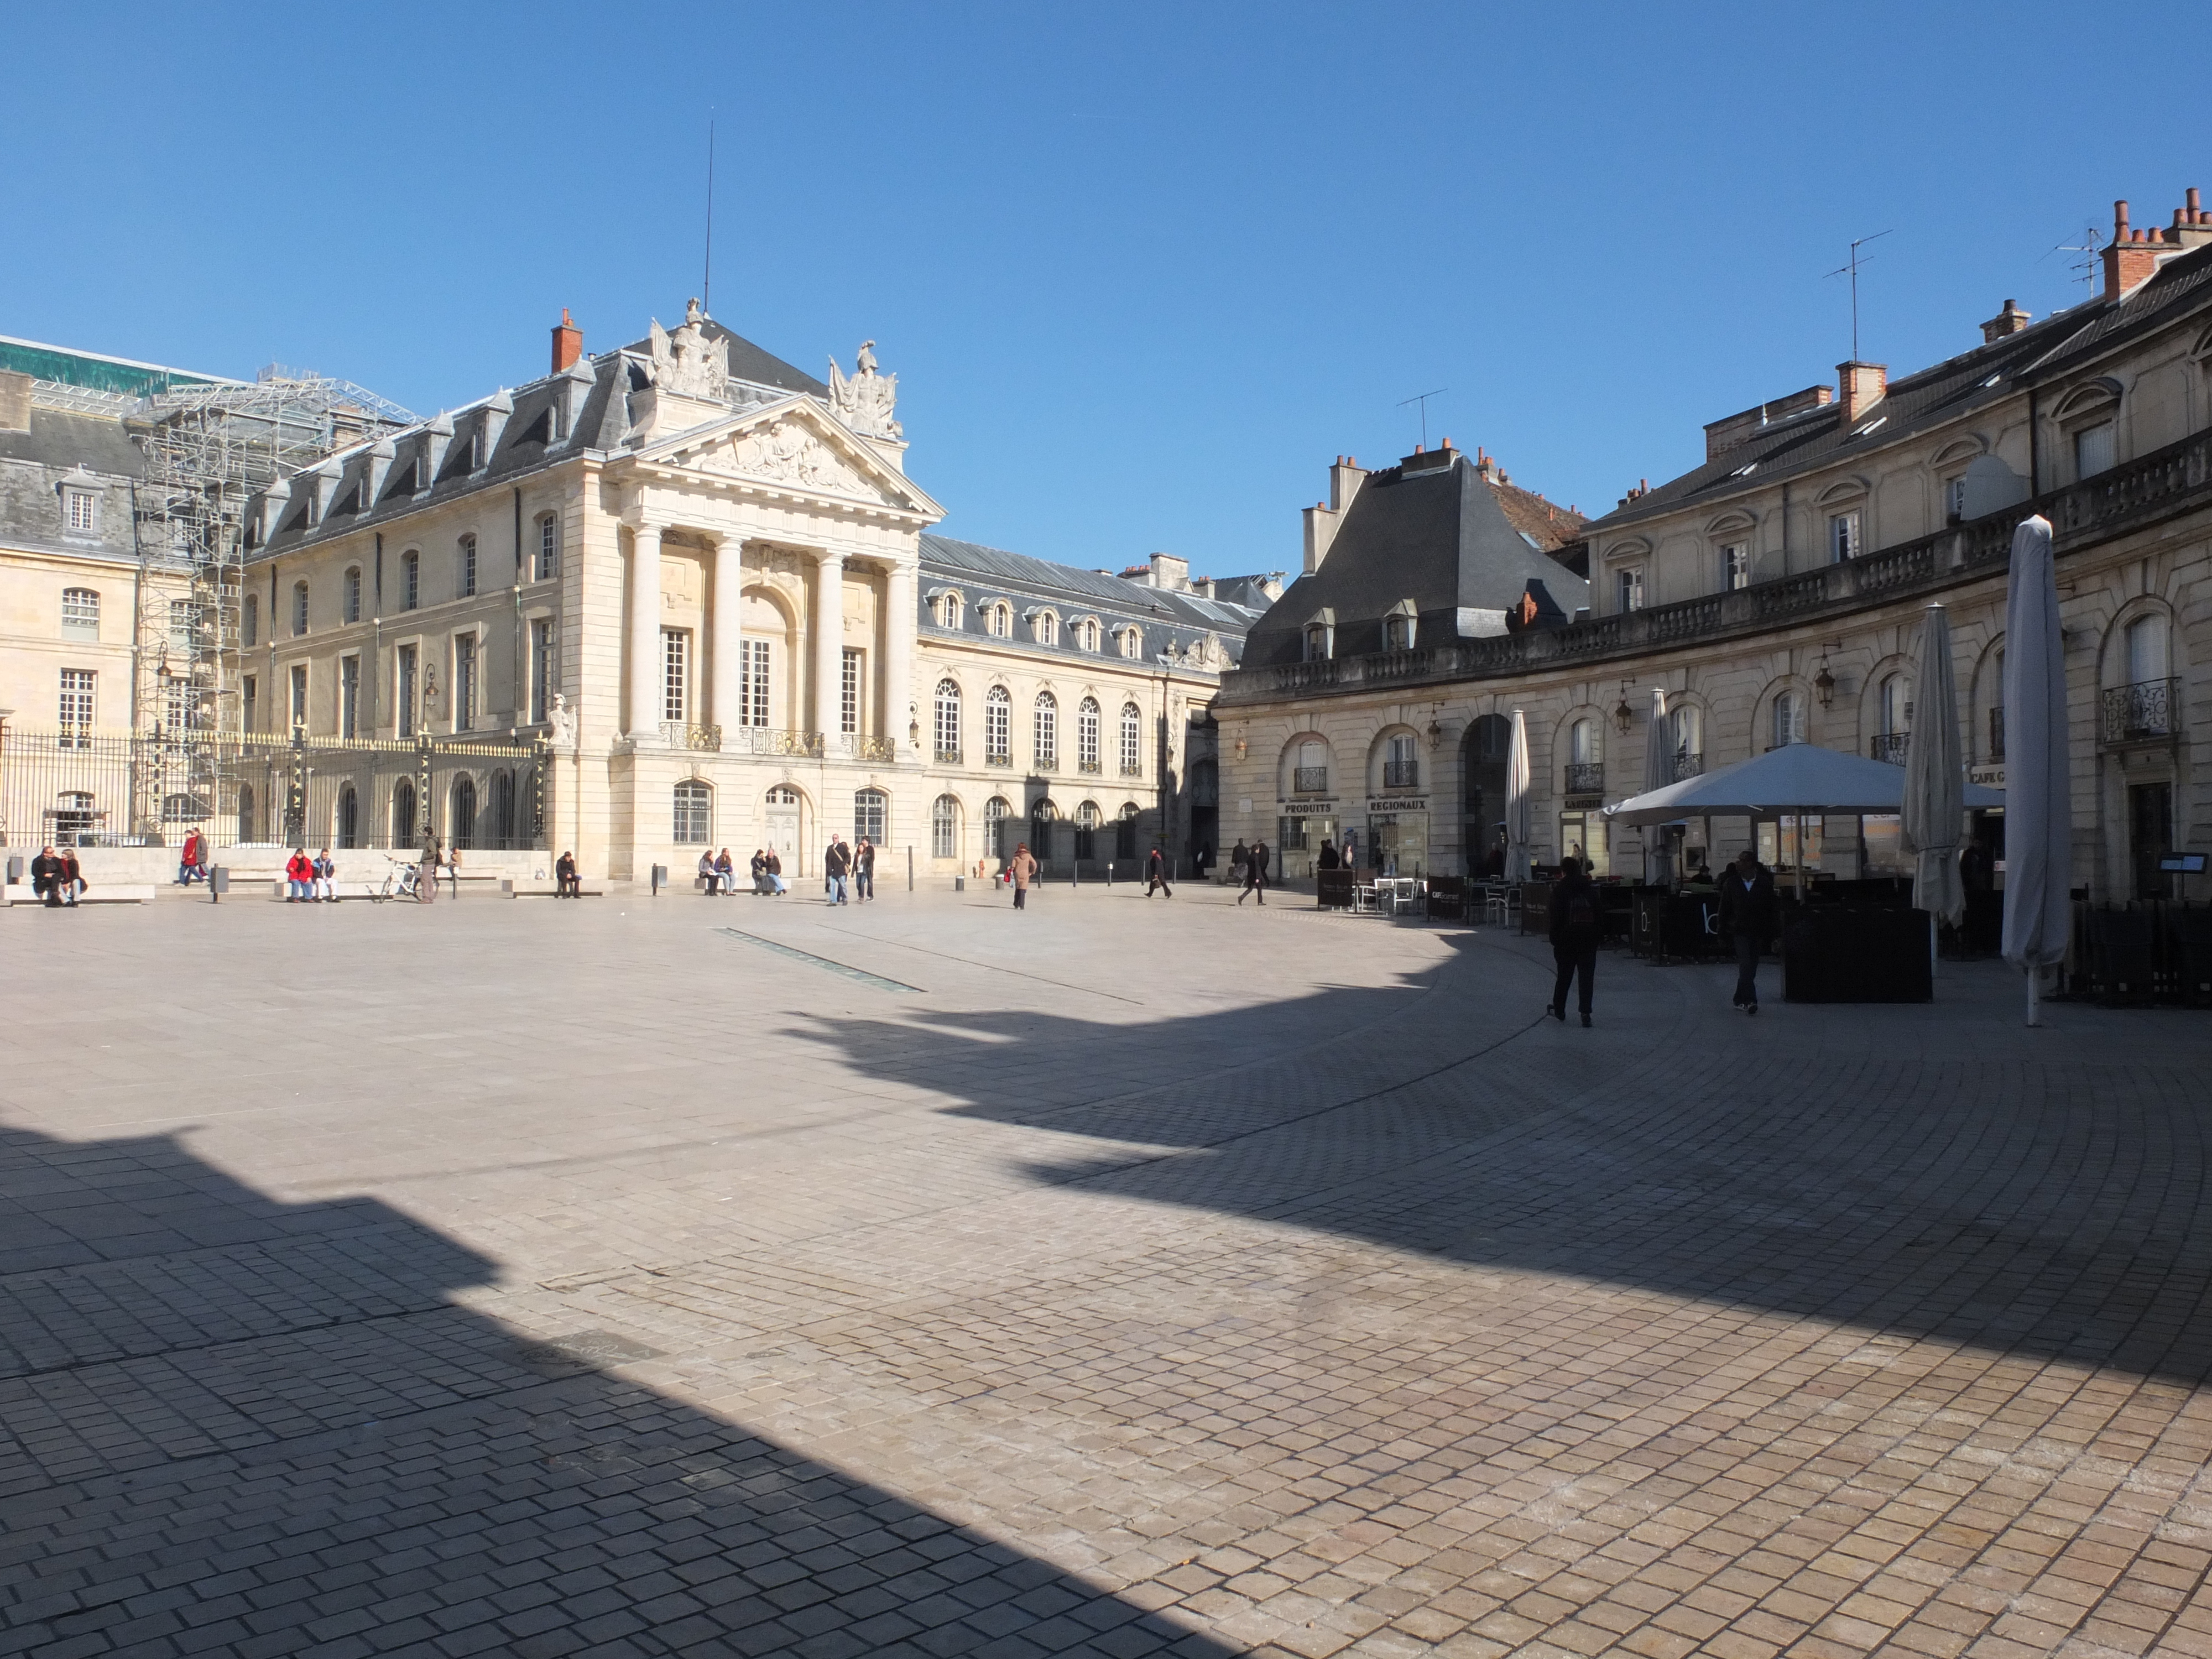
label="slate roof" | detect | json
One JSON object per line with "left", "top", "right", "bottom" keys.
{"left": 1240, "top": 451, "right": 1593, "bottom": 670}
{"left": 1588, "top": 239, "right": 2212, "bottom": 536}
{"left": 617, "top": 319, "right": 827, "bottom": 399}
{"left": 919, "top": 534, "right": 1265, "bottom": 668}
{"left": 0, "top": 406, "right": 149, "bottom": 566}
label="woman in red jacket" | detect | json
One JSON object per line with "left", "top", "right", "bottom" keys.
{"left": 285, "top": 849, "right": 314, "bottom": 902}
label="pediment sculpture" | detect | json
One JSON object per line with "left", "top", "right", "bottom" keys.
{"left": 725, "top": 420, "right": 868, "bottom": 497}
{"left": 649, "top": 298, "right": 730, "bottom": 401}
{"left": 827, "top": 340, "right": 902, "bottom": 440}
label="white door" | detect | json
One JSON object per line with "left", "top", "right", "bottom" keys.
{"left": 766, "top": 809, "right": 800, "bottom": 873}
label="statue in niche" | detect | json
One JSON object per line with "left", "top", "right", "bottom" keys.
{"left": 827, "top": 340, "right": 901, "bottom": 440}
{"left": 547, "top": 691, "right": 577, "bottom": 749}
{"left": 649, "top": 298, "right": 730, "bottom": 401}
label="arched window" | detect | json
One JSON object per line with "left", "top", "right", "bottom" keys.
{"left": 535, "top": 515, "right": 559, "bottom": 581}
{"left": 61, "top": 587, "right": 100, "bottom": 639}
{"left": 934, "top": 679, "right": 962, "bottom": 762}
{"left": 1034, "top": 610, "right": 1059, "bottom": 646}
{"left": 1077, "top": 618, "right": 1099, "bottom": 652}
{"left": 1033, "top": 692, "right": 1058, "bottom": 768}
{"left": 983, "top": 796, "right": 1012, "bottom": 860}
{"left": 853, "top": 788, "right": 887, "bottom": 844}
{"left": 450, "top": 776, "right": 477, "bottom": 850}
{"left": 1030, "top": 796, "right": 1058, "bottom": 855}
{"left": 2117, "top": 615, "right": 2175, "bottom": 738}
{"left": 1115, "top": 801, "right": 1141, "bottom": 859}
{"left": 401, "top": 550, "right": 420, "bottom": 611}
{"left": 938, "top": 592, "right": 963, "bottom": 629}
{"left": 392, "top": 779, "right": 417, "bottom": 845}
{"left": 1771, "top": 691, "right": 1805, "bottom": 749}
{"left": 343, "top": 566, "right": 362, "bottom": 624}
{"left": 2125, "top": 614, "right": 2171, "bottom": 686}
{"left": 336, "top": 785, "right": 359, "bottom": 849}
{"left": 672, "top": 780, "right": 711, "bottom": 843}
{"left": 1074, "top": 801, "right": 1100, "bottom": 859}
{"left": 1383, "top": 732, "right": 1420, "bottom": 790}
{"left": 985, "top": 686, "right": 1011, "bottom": 762}
{"left": 242, "top": 593, "right": 258, "bottom": 648}
{"left": 1119, "top": 625, "right": 1142, "bottom": 660}
{"left": 1119, "top": 703, "right": 1142, "bottom": 775}
{"left": 491, "top": 770, "right": 515, "bottom": 847}
{"left": 1077, "top": 697, "right": 1101, "bottom": 772}
{"left": 931, "top": 794, "right": 959, "bottom": 859}
{"left": 292, "top": 580, "right": 310, "bottom": 635}
{"left": 988, "top": 603, "right": 1011, "bottom": 639}
{"left": 1671, "top": 705, "right": 1704, "bottom": 775}
{"left": 458, "top": 534, "right": 478, "bottom": 598}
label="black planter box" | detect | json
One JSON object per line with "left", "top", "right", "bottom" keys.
{"left": 1782, "top": 906, "right": 1933, "bottom": 1003}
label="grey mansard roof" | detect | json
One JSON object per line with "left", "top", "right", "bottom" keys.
{"left": 0, "top": 405, "right": 148, "bottom": 567}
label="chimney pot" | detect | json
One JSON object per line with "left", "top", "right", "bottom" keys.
{"left": 550, "top": 309, "right": 584, "bottom": 373}
{"left": 2116, "top": 199, "right": 2131, "bottom": 238}
{"left": 1413, "top": 443, "right": 1423, "bottom": 453}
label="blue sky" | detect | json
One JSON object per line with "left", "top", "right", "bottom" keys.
{"left": 3, "top": 3, "right": 2201, "bottom": 577}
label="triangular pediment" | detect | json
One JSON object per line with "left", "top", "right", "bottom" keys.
{"left": 634, "top": 396, "right": 940, "bottom": 518}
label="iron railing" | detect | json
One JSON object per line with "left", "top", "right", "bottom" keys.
{"left": 2103, "top": 677, "right": 2179, "bottom": 744}
{"left": 723, "top": 727, "right": 823, "bottom": 758}
{"left": 935, "top": 748, "right": 962, "bottom": 765}
{"left": 1292, "top": 765, "right": 1329, "bottom": 794}
{"left": 1673, "top": 750, "right": 1704, "bottom": 779}
{"left": 985, "top": 751, "right": 1013, "bottom": 767}
{"left": 661, "top": 722, "right": 722, "bottom": 752}
{"left": 1563, "top": 761, "right": 1604, "bottom": 795}
{"left": 1870, "top": 732, "right": 1910, "bottom": 765}
{"left": 1987, "top": 707, "right": 2005, "bottom": 761}
{"left": 1383, "top": 760, "right": 1420, "bottom": 789}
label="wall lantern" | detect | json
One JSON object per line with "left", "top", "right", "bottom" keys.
{"left": 1426, "top": 717, "right": 1444, "bottom": 748}
{"left": 1814, "top": 652, "right": 1836, "bottom": 710}
{"left": 908, "top": 701, "right": 920, "bottom": 745}
{"left": 1611, "top": 681, "right": 1635, "bottom": 737}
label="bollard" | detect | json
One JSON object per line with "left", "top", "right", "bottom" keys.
{"left": 954, "top": 875, "right": 965, "bottom": 892}
{"left": 210, "top": 866, "right": 229, "bottom": 903}
{"left": 4, "top": 855, "right": 22, "bottom": 884}
{"left": 907, "top": 845, "right": 914, "bottom": 893}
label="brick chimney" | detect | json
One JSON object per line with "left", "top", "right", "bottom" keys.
{"left": 550, "top": 308, "right": 583, "bottom": 373}
{"left": 2104, "top": 200, "right": 2168, "bottom": 300}
{"left": 1838, "top": 361, "right": 1887, "bottom": 424}
{"left": 1979, "top": 299, "right": 2032, "bottom": 343}
{"left": 2172, "top": 187, "right": 2212, "bottom": 252}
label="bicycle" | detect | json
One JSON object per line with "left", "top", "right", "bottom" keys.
{"left": 369, "top": 855, "right": 424, "bottom": 903}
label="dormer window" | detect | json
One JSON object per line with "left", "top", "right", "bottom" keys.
{"left": 936, "top": 592, "right": 963, "bottom": 629}
{"left": 1032, "top": 610, "right": 1059, "bottom": 646}
{"left": 1077, "top": 617, "right": 1100, "bottom": 652}
{"left": 1383, "top": 601, "right": 1418, "bottom": 650}
{"left": 1302, "top": 610, "right": 1335, "bottom": 662}
{"left": 988, "top": 603, "right": 1011, "bottom": 639}
{"left": 1119, "top": 625, "right": 1141, "bottom": 659}
{"left": 64, "top": 486, "right": 97, "bottom": 534}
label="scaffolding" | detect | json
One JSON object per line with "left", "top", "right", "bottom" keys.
{"left": 122, "top": 367, "right": 414, "bottom": 836}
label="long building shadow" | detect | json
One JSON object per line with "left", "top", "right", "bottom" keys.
{"left": 0, "top": 1121, "right": 1233, "bottom": 1657}
{"left": 802, "top": 928, "right": 2212, "bottom": 1391}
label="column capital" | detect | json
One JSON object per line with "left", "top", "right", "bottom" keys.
{"left": 810, "top": 546, "right": 847, "bottom": 569}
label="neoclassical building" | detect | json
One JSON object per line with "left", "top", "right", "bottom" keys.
{"left": 235, "top": 305, "right": 1266, "bottom": 878}
{"left": 1216, "top": 191, "right": 2212, "bottom": 901}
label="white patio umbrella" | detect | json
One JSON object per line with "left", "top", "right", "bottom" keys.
{"left": 1605, "top": 741, "right": 2002, "bottom": 826}
{"left": 1641, "top": 687, "right": 1671, "bottom": 880}
{"left": 1901, "top": 602, "right": 1965, "bottom": 942}
{"left": 1505, "top": 707, "right": 1532, "bottom": 880}
{"left": 2000, "top": 514, "right": 2072, "bottom": 1026}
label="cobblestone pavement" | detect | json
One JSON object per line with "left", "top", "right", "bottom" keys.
{"left": 2, "top": 881, "right": 2210, "bottom": 1659}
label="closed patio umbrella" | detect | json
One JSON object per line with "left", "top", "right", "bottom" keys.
{"left": 1641, "top": 687, "right": 1671, "bottom": 882}
{"left": 1901, "top": 602, "right": 1965, "bottom": 941}
{"left": 2000, "top": 514, "right": 2071, "bottom": 1026}
{"left": 1505, "top": 708, "right": 1532, "bottom": 880}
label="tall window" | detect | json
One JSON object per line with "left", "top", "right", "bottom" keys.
{"left": 931, "top": 795, "right": 958, "bottom": 859}
{"left": 662, "top": 628, "right": 689, "bottom": 723}
{"left": 536, "top": 515, "right": 559, "bottom": 581}
{"left": 61, "top": 587, "right": 100, "bottom": 639}
{"left": 2125, "top": 614, "right": 2170, "bottom": 685}
{"left": 59, "top": 668, "right": 95, "bottom": 743}
{"left": 289, "top": 664, "right": 308, "bottom": 731}
{"left": 397, "top": 644, "right": 418, "bottom": 738}
{"left": 340, "top": 655, "right": 360, "bottom": 738}
{"left": 1077, "top": 698, "right": 1101, "bottom": 772}
{"left": 64, "top": 487, "right": 97, "bottom": 533}
{"left": 1385, "top": 733, "right": 1419, "bottom": 789}
{"left": 164, "top": 678, "right": 196, "bottom": 734}
{"left": 345, "top": 566, "right": 362, "bottom": 623}
{"left": 740, "top": 639, "right": 770, "bottom": 727}
{"left": 242, "top": 675, "right": 258, "bottom": 734}
{"left": 293, "top": 580, "right": 310, "bottom": 635}
{"left": 393, "top": 779, "right": 417, "bottom": 846}
{"left": 454, "top": 634, "right": 477, "bottom": 732}
{"left": 1078, "top": 618, "right": 1099, "bottom": 651}
{"left": 1671, "top": 703, "right": 1702, "bottom": 770}
{"left": 984, "top": 796, "right": 1011, "bottom": 860}
{"left": 169, "top": 598, "right": 195, "bottom": 649}
{"left": 1879, "top": 674, "right": 1912, "bottom": 734}
{"left": 1721, "top": 544, "right": 1749, "bottom": 590}
{"left": 1033, "top": 692, "right": 1058, "bottom": 768}
{"left": 1568, "top": 719, "right": 1596, "bottom": 765}
{"left": 1616, "top": 568, "right": 1645, "bottom": 612}
{"left": 1116, "top": 802, "right": 1140, "bottom": 859}
{"left": 1943, "top": 477, "right": 1967, "bottom": 522}
{"left": 2075, "top": 421, "right": 2115, "bottom": 479}
{"left": 1119, "top": 703, "right": 1141, "bottom": 775}
{"left": 937, "top": 592, "right": 963, "bottom": 628}
{"left": 242, "top": 593, "right": 257, "bottom": 648}
{"left": 1074, "top": 801, "right": 1100, "bottom": 859}
{"left": 988, "top": 603, "right": 1010, "bottom": 639}
{"left": 458, "top": 534, "right": 477, "bottom": 598}
{"left": 985, "top": 686, "right": 1011, "bottom": 762}
{"left": 402, "top": 551, "right": 420, "bottom": 610}
{"left": 1034, "top": 611, "right": 1058, "bottom": 646}
{"left": 841, "top": 648, "right": 863, "bottom": 735}
{"left": 673, "top": 780, "right": 711, "bottom": 843}
{"left": 1772, "top": 690, "right": 1806, "bottom": 748}
{"left": 934, "top": 679, "right": 962, "bottom": 761}
{"left": 854, "top": 788, "right": 887, "bottom": 844}
{"left": 529, "top": 618, "right": 553, "bottom": 724}
{"left": 1828, "top": 510, "right": 1861, "bottom": 562}
{"left": 336, "top": 786, "right": 358, "bottom": 849}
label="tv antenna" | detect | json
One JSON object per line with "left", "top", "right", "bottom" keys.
{"left": 1825, "top": 229, "right": 1892, "bottom": 362}
{"left": 702, "top": 112, "right": 717, "bottom": 316}
{"left": 1397, "top": 387, "right": 1448, "bottom": 449}
{"left": 2043, "top": 222, "right": 2102, "bottom": 295}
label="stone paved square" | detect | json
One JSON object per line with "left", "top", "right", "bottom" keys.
{"left": 2, "top": 886, "right": 2209, "bottom": 1658}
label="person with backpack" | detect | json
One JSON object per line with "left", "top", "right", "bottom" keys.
{"left": 1717, "top": 847, "right": 1776, "bottom": 1014}
{"left": 1547, "top": 855, "right": 1600, "bottom": 1026}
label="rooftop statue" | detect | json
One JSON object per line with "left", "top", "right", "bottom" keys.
{"left": 649, "top": 299, "right": 730, "bottom": 401}
{"left": 828, "top": 340, "right": 901, "bottom": 440}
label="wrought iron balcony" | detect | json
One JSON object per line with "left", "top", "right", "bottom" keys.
{"left": 837, "top": 734, "right": 898, "bottom": 762}
{"left": 984, "top": 750, "right": 1013, "bottom": 767}
{"left": 1987, "top": 706, "right": 2005, "bottom": 761}
{"left": 1869, "top": 732, "right": 1910, "bottom": 765}
{"left": 2102, "top": 677, "right": 2179, "bottom": 744}
{"left": 1673, "top": 750, "right": 1704, "bottom": 779}
{"left": 1293, "top": 765, "right": 1329, "bottom": 794}
{"left": 1563, "top": 761, "right": 1604, "bottom": 795}
{"left": 935, "top": 748, "right": 962, "bottom": 765}
{"left": 1119, "top": 762, "right": 1144, "bottom": 778}
{"left": 724, "top": 727, "right": 822, "bottom": 758}
{"left": 662, "top": 721, "right": 722, "bottom": 752}
{"left": 1079, "top": 759, "right": 1102, "bottom": 774}
{"left": 1383, "top": 760, "right": 1420, "bottom": 789}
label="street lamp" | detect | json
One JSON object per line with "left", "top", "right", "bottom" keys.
{"left": 1612, "top": 682, "right": 1635, "bottom": 737}
{"left": 1814, "top": 650, "right": 1836, "bottom": 710}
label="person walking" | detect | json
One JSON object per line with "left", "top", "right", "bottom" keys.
{"left": 824, "top": 836, "right": 851, "bottom": 905}
{"left": 32, "top": 845, "right": 62, "bottom": 907}
{"left": 1229, "top": 839, "right": 1249, "bottom": 889}
{"left": 178, "top": 830, "right": 208, "bottom": 886}
{"left": 285, "top": 848, "right": 314, "bottom": 902}
{"left": 854, "top": 837, "right": 875, "bottom": 901}
{"left": 1547, "top": 854, "right": 1599, "bottom": 1026}
{"left": 1145, "top": 842, "right": 1173, "bottom": 898}
{"left": 1238, "top": 838, "right": 1269, "bottom": 905}
{"left": 1008, "top": 841, "right": 1038, "bottom": 909}
{"left": 555, "top": 851, "right": 581, "bottom": 898}
{"left": 1717, "top": 847, "right": 1776, "bottom": 1015}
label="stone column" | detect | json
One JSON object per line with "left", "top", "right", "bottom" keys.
{"left": 812, "top": 549, "right": 845, "bottom": 740}
{"left": 626, "top": 521, "right": 663, "bottom": 740}
{"left": 883, "top": 561, "right": 915, "bottom": 755}
{"left": 710, "top": 535, "right": 744, "bottom": 737}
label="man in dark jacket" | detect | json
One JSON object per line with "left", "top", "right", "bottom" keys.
{"left": 1239, "top": 839, "right": 1268, "bottom": 905}
{"left": 1145, "top": 843, "right": 1173, "bottom": 898}
{"left": 1717, "top": 848, "right": 1775, "bottom": 1014}
{"left": 555, "top": 851, "right": 581, "bottom": 898}
{"left": 1547, "top": 856, "right": 1599, "bottom": 1025}
{"left": 32, "top": 846, "right": 63, "bottom": 907}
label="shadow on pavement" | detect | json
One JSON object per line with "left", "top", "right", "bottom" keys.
{"left": 0, "top": 1122, "right": 1232, "bottom": 1658}
{"left": 805, "top": 927, "right": 2212, "bottom": 1390}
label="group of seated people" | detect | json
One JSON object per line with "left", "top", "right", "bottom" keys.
{"left": 696, "top": 848, "right": 789, "bottom": 895}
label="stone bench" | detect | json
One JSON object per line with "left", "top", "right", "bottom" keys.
{"left": 503, "top": 878, "right": 604, "bottom": 896}
{"left": 3, "top": 883, "right": 155, "bottom": 905}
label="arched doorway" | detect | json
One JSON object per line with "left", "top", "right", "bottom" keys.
{"left": 392, "top": 780, "right": 417, "bottom": 848}
{"left": 336, "top": 785, "right": 359, "bottom": 849}
{"left": 1462, "top": 714, "right": 1511, "bottom": 878}
{"left": 765, "top": 785, "right": 804, "bottom": 875}
{"left": 1188, "top": 757, "right": 1218, "bottom": 870}
{"left": 491, "top": 770, "right": 515, "bottom": 848}
{"left": 450, "top": 776, "right": 477, "bottom": 850}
